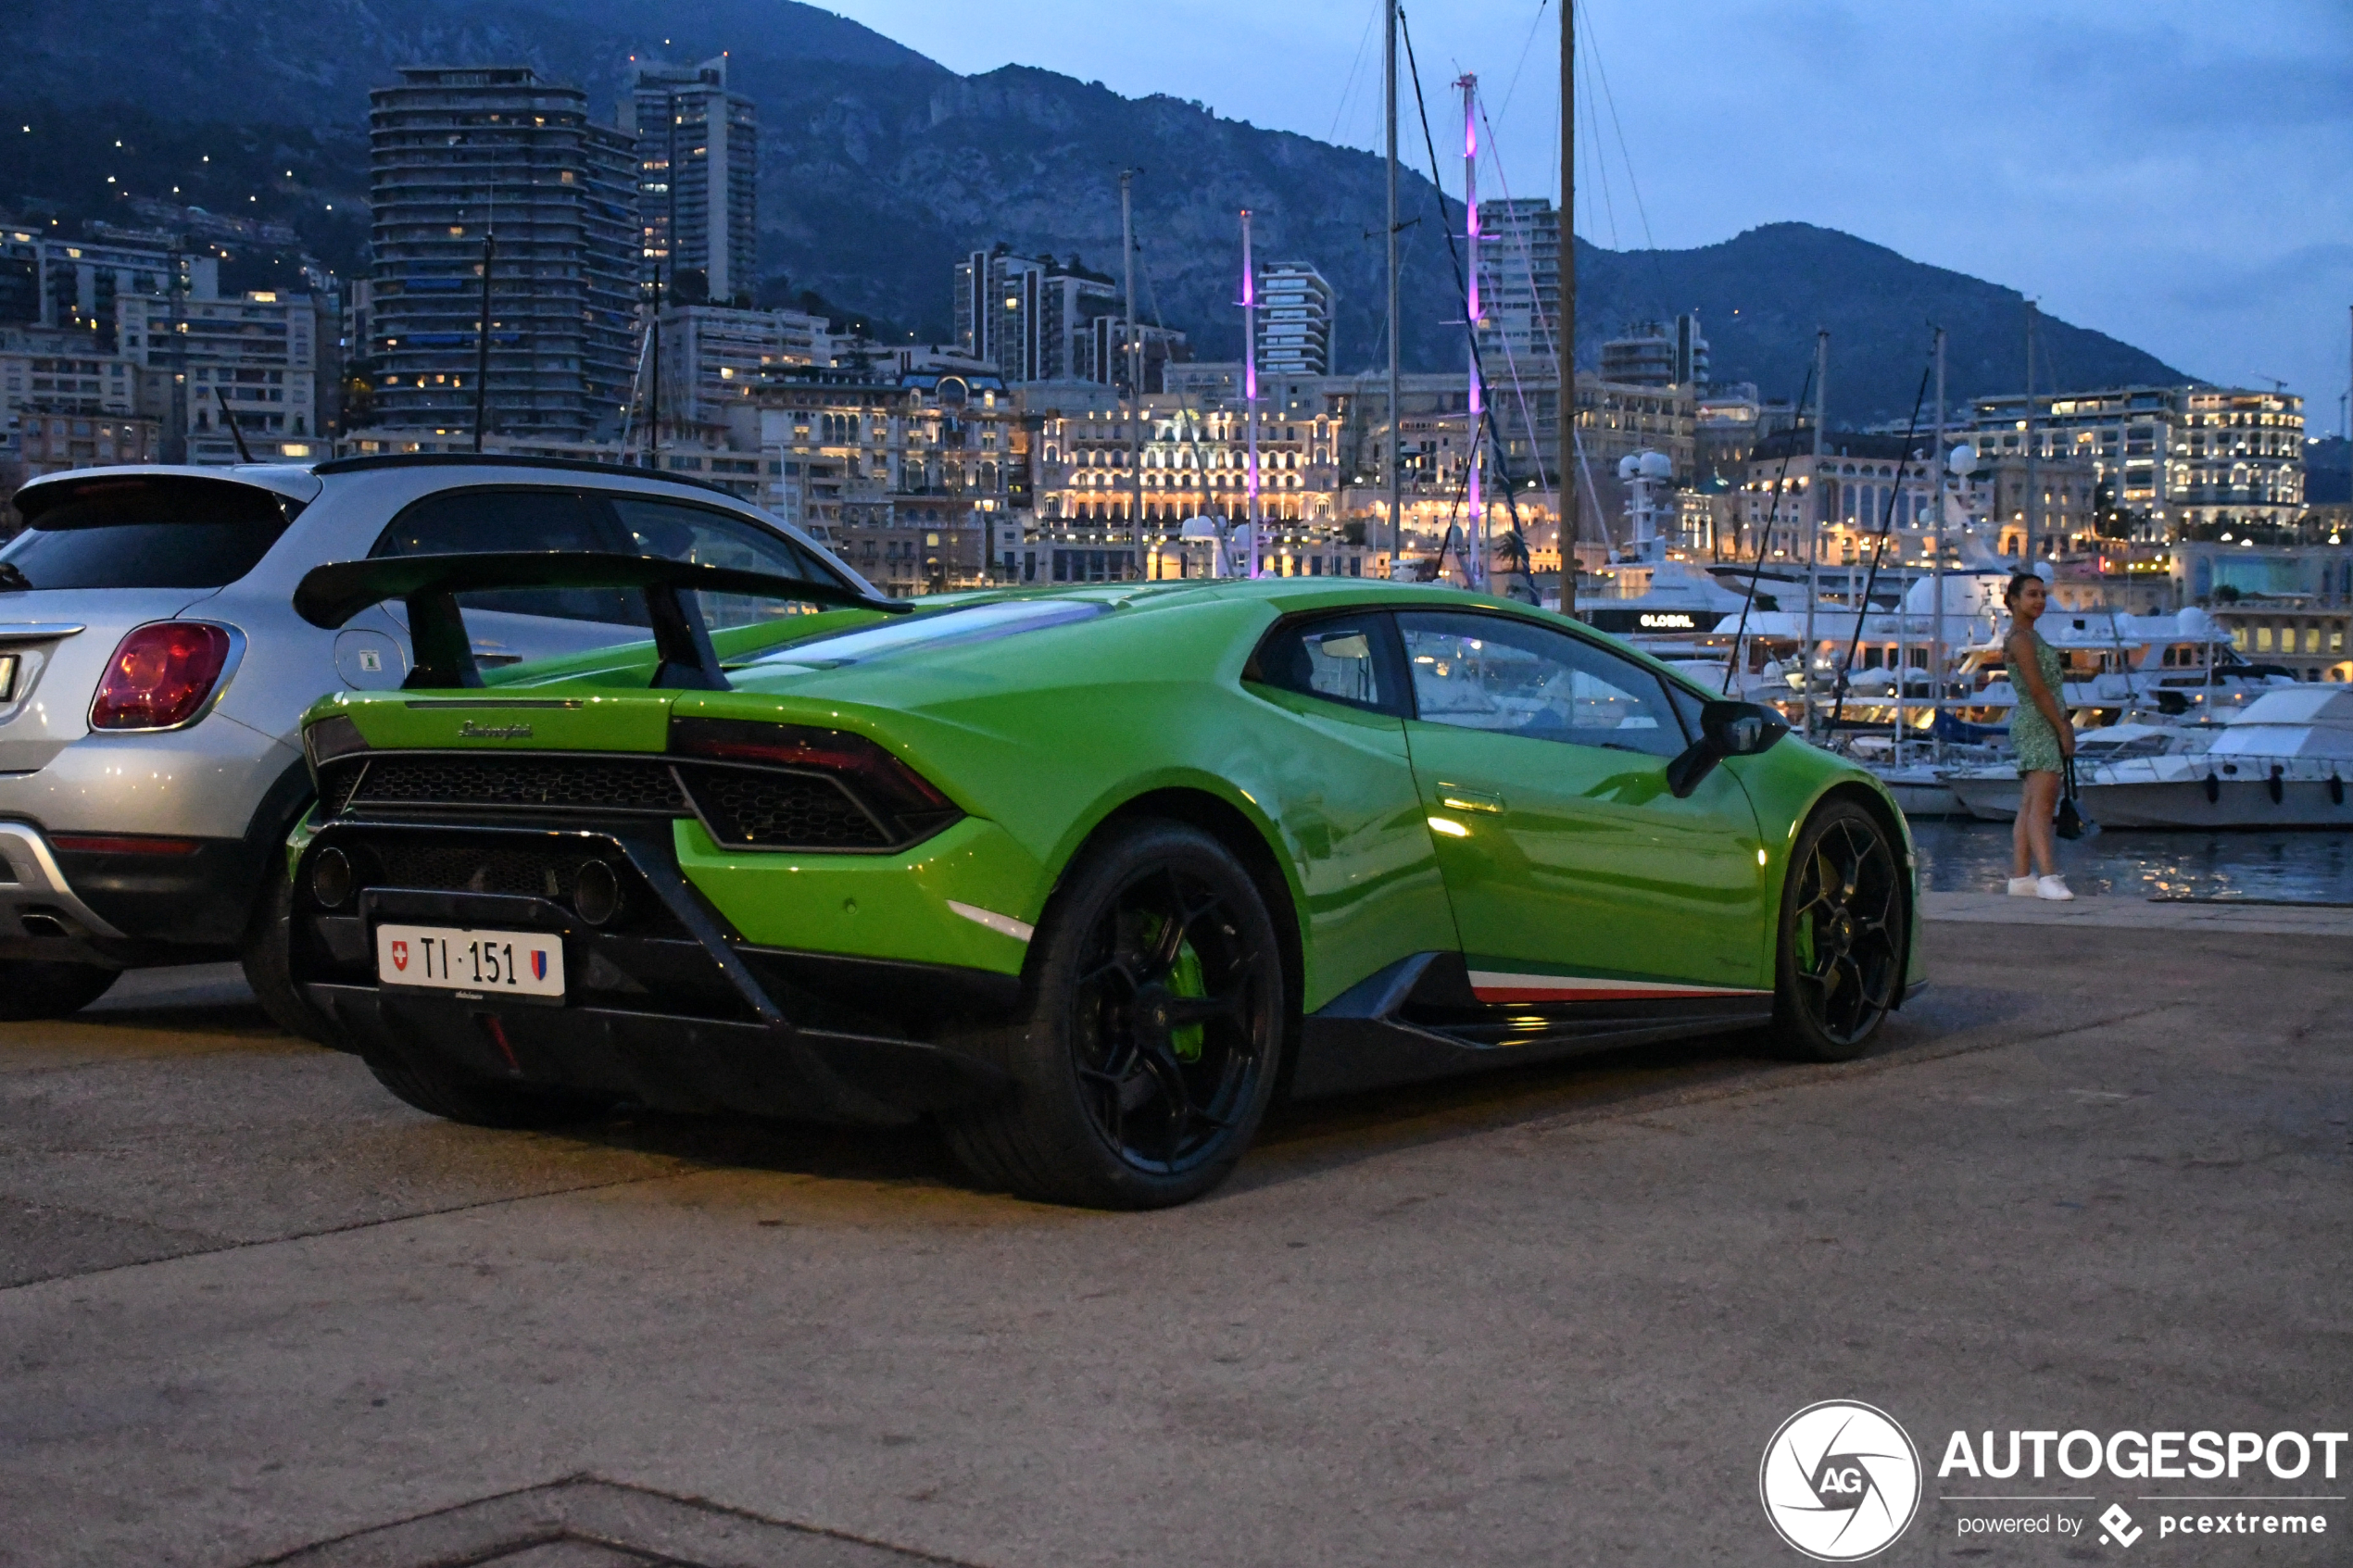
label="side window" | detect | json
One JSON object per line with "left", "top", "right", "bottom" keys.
{"left": 371, "top": 487, "right": 645, "bottom": 627}
{"left": 607, "top": 497, "right": 830, "bottom": 632}
{"left": 1249, "top": 611, "right": 1403, "bottom": 715}
{"left": 1396, "top": 610, "right": 1688, "bottom": 759}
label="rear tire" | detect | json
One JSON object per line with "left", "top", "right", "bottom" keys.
{"left": 241, "top": 850, "right": 337, "bottom": 1046}
{"left": 0, "top": 959, "right": 120, "bottom": 1021}
{"left": 941, "top": 821, "right": 1286, "bottom": 1210}
{"left": 1772, "top": 800, "right": 1906, "bottom": 1062}
{"left": 361, "top": 1047, "right": 611, "bottom": 1131}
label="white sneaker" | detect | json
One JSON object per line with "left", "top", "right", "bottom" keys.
{"left": 2007, "top": 876, "right": 2038, "bottom": 897}
{"left": 2036, "top": 875, "right": 2074, "bottom": 901}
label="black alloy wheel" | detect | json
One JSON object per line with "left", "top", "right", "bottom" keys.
{"left": 942, "top": 821, "right": 1285, "bottom": 1210}
{"left": 1773, "top": 801, "right": 1906, "bottom": 1061}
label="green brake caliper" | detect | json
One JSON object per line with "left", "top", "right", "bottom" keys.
{"left": 1161, "top": 919, "right": 1209, "bottom": 1063}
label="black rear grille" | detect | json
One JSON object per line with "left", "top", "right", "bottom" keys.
{"left": 369, "top": 840, "right": 592, "bottom": 900}
{"left": 339, "top": 755, "right": 686, "bottom": 814}
{"left": 318, "top": 831, "right": 690, "bottom": 940}
{"left": 322, "top": 749, "right": 955, "bottom": 853}
{"left": 681, "top": 768, "right": 890, "bottom": 849}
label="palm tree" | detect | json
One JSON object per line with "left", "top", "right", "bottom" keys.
{"left": 1494, "top": 526, "right": 1531, "bottom": 576}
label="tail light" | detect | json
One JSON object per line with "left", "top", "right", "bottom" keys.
{"left": 90, "top": 622, "right": 235, "bottom": 731}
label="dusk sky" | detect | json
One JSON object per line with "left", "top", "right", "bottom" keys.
{"left": 825, "top": 0, "right": 2353, "bottom": 437}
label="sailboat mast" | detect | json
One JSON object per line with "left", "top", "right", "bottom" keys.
{"left": 1805, "top": 330, "right": 1828, "bottom": 737}
{"left": 1558, "top": 0, "right": 1575, "bottom": 591}
{"left": 1121, "top": 170, "right": 1142, "bottom": 554}
{"left": 1385, "top": 0, "right": 1402, "bottom": 580}
{"left": 1931, "top": 325, "right": 1947, "bottom": 765}
{"left": 2024, "top": 298, "right": 2040, "bottom": 563}
{"left": 1460, "top": 74, "right": 1483, "bottom": 591}
{"left": 1242, "top": 207, "right": 1261, "bottom": 579}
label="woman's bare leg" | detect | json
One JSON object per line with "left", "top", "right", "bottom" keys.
{"left": 2011, "top": 778, "right": 2034, "bottom": 877}
{"left": 2021, "top": 771, "right": 2060, "bottom": 877}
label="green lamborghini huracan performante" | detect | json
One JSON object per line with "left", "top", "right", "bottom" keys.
{"left": 285, "top": 554, "right": 1923, "bottom": 1208}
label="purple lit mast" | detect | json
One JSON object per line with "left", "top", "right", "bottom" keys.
{"left": 1459, "top": 74, "right": 1484, "bottom": 591}
{"left": 1241, "top": 207, "right": 1261, "bottom": 579}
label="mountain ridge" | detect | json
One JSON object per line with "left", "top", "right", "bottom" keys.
{"left": 0, "top": 0, "right": 2193, "bottom": 419}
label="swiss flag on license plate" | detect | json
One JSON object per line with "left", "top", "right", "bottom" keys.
{"left": 390, "top": 940, "right": 409, "bottom": 972}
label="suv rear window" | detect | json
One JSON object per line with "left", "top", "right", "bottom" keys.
{"left": 0, "top": 477, "right": 297, "bottom": 590}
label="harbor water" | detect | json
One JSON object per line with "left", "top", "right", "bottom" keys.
{"left": 1907, "top": 819, "right": 2353, "bottom": 904}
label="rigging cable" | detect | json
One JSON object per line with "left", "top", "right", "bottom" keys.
{"left": 1576, "top": 0, "right": 1655, "bottom": 253}
{"left": 1398, "top": 8, "right": 1531, "bottom": 568}
{"left": 1830, "top": 356, "right": 1934, "bottom": 733}
{"left": 1475, "top": 99, "right": 1553, "bottom": 495}
{"left": 1719, "top": 358, "right": 1818, "bottom": 696}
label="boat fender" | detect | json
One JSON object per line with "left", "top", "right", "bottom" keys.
{"left": 2332, "top": 772, "right": 2346, "bottom": 808}
{"left": 2267, "top": 764, "right": 2284, "bottom": 806}
{"left": 2203, "top": 771, "right": 2221, "bottom": 805}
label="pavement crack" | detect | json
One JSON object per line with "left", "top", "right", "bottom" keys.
{"left": 0, "top": 1171, "right": 691, "bottom": 1295}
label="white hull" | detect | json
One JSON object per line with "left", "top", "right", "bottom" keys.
{"left": 1886, "top": 782, "right": 1968, "bottom": 819}
{"left": 1948, "top": 774, "right": 2024, "bottom": 822}
{"left": 2078, "top": 778, "right": 2353, "bottom": 830}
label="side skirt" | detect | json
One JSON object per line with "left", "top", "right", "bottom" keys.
{"left": 1290, "top": 952, "right": 1776, "bottom": 1101}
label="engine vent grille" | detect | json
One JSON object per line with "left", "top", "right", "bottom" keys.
{"left": 339, "top": 755, "right": 686, "bottom": 814}
{"left": 681, "top": 768, "right": 890, "bottom": 849}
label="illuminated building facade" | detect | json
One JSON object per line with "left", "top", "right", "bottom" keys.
{"left": 366, "top": 68, "right": 637, "bottom": 441}
{"left": 623, "top": 56, "right": 759, "bottom": 305}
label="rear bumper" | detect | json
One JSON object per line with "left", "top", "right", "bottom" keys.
{"left": 308, "top": 983, "right": 1012, "bottom": 1124}
{"left": 0, "top": 822, "right": 275, "bottom": 966}
{"left": 290, "top": 820, "right": 1022, "bottom": 1123}
{"left": 0, "top": 822, "right": 131, "bottom": 956}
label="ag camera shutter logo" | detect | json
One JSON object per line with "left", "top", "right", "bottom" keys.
{"left": 1760, "top": 1400, "right": 1923, "bottom": 1561}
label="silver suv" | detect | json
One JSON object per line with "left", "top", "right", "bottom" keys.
{"left": 0, "top": 454, "right": 874, "bottom": 1030}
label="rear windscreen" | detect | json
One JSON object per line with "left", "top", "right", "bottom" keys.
{"left": 1, "top": 477, "right": 297, "bottom": 590}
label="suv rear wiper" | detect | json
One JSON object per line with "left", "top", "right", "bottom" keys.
{"left": 0, "top": 560, "right": 31, "bottom": 593}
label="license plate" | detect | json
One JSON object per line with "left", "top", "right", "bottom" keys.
{"left": 376, "top": 923, "right": 564, "bottom": 998}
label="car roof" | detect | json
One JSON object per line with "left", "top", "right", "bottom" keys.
{"left": 311, "top": 451, "right": 749, "bottom": 501}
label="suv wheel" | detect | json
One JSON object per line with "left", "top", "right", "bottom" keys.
{"left": 0, "top": 959, "right": 120, "bottom": 1021}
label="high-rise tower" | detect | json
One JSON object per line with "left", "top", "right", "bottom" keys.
{"left": 366, "top": 67, "right": 637, "bottom": 440}
{"left": 623, "top": 56, "right": 760, "bottom": 305}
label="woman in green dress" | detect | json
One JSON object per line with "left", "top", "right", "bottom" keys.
{"left": 2004, "top": 571, "right": 2075, "bottom": 899}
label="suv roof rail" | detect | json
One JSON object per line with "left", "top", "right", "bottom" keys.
{"left": 311, "top": 450, "right": 751, "bottom": 501}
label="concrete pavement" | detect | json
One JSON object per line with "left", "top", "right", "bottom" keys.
{"left": 1, "top": 911, "right": 2346, "bottom": 1566}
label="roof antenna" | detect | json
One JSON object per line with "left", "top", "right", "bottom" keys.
{"left": 225, "top": 403, "right": 258, "bottom": 464}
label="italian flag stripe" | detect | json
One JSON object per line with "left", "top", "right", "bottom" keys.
{"left": 1467, "top": 971, "right": 1771, "bottom": 1003}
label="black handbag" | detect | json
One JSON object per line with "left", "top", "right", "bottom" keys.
{"left": 2056, "top": 756, "right": 2093, "bottom": 840}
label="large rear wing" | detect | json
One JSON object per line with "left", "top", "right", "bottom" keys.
{"left": 294, "top": 551, "right": 909, "bottom": 691}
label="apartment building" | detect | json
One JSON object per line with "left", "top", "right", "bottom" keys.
{"left": 1970, "top": 385, "right": 2305, "bottom": 542}
{"left": 366, "top": 67, "right": 638, "bottom": 441}
{"left": 118, "top": 288, "right": 331, "bottom": 463}
{"left": 623, "top": 56, "right": 759, "bottom": 304}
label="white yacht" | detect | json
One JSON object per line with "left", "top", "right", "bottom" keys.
{"left": 2072, "top": 686, "right": 2353, "bottom": 828}
{"left": 1945, "top": 721, "right": 2216, "bottom": 821}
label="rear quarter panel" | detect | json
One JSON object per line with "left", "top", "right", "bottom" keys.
{"left": 701, "top": 590, "right": 1458, "bottom": 1010}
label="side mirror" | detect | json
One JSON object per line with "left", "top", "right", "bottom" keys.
{"left": 1666, "top": 700, "right": 1789, "bottom": 798}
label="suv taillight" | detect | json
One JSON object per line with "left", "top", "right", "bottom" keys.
{"left": 90, "top": 622, "right": 234, "bottom": 731}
